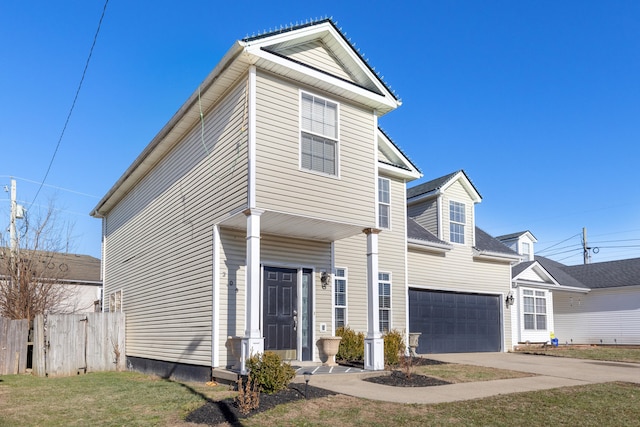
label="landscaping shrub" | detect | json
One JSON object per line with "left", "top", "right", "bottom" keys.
{"left": 383, "top": 329, "right": 405, "bottom": 367}
{"left": 336, "top": 326, "right": 365, "bottom": 362}
{"left": 246, "top": 351, "right": 295, "bottom": 394}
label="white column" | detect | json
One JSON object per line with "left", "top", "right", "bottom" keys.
{"left": 241, "top": 208, "right": 264, "bottom": 374}
{"left": 364, "top": 228, "right": 384, "bottom": 370}
{"left": 211, "top": 225, "right": 220, "bottom": 368}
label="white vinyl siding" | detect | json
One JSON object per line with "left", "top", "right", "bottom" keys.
{"left": 378, "top": 177, "right": 390, "bottom": 229}
{"left": 334, "top": 268, "right": 347, "bottom": 329}
{"left": 102, "top": 80, "right": 249, "bottom": 366}
{"left": 255, "top": 71, "right": 376, "bottom": 225}
{"left": 300, "top": 92, "right": 338, "bottom": 176}
{"left": 378, "top": 272, "right": 391, "bottom": 333}
{"left": 271, "top": 39, "right": 355, "bottom": 82}
{"left": 553, "top": 287, "right": 640, "bottom": 345}
{"left": 407, "top": 198, "right": 438, "bottom": 236}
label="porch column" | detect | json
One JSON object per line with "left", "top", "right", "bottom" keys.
{"left": 364, "top": 228, "right": 384, "bottom": 370}
{"left": 241, "top": 208, "right": 264, "bottom": 374}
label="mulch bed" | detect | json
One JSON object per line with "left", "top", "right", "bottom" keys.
{"left": 186, "top": 358, "right": 450, "bottom": 425}
{"left": 185, "top": 383, "right": 336, "bottom": 426}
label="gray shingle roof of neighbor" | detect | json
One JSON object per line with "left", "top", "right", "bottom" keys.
{"left": 535, "top": 256, "right": 590, "bottom": 289}
{"left": 563, "top": 257, "right": 640, "bottom": 289}
{"left": 406, "top": 169, "right": 482, "bottom": 200}
{"left": 474, "top": 227, "right": 520, "bottom": 256}
{"left": 0, "top": 250, "right": 101, "bottom": 284}
{"left": 512, "top": 260, "right": 536, "bottom": 277}
{"left": 406, "top": 218, "right": 447, "bottom": 245}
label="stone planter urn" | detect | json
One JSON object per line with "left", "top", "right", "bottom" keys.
{"left": 408, "top": 332, "right": 422, "bottom": 357}
{"left": 318, "top": 336, "right": 342, "bottom": 366}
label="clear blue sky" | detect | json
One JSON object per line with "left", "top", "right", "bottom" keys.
{"left": 1, "top": 1, "right": 639, "bottom": 265}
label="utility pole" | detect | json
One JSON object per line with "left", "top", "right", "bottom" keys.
{"left": 9, "top": 178, "right": 17, "bottom": 255}
{"left": 582, "top": 227, "right": 590, "bottom": 265}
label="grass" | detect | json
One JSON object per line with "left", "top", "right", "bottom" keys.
{"left": 1, "top": 347, "right": 640, "bottom": 426}
{"left": 515, "top": 345, "right": 640, "bottom": 363}
{"left": 0, "top": 372, "right": 234, "bottom": 427}
{"left": 245, "top": 382, "right": 640, "bottom": 426}
{"left": 413, "top": 363, "right": 532, "bottom": 383}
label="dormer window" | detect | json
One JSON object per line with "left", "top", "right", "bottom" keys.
{"left": 522, "top": 242, "right": 531, "bottom": 261}
{"left": 449, "top": 201, "right": 465, "bottom": 244}
{"left": 300, "top": 92, "right": 339, "bottom": 176}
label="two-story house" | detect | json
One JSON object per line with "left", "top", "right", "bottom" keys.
{"left": 90, "top": 19, "right": 421, "bottom": 381}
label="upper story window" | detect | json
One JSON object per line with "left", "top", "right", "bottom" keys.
{"left": 378, "top": 177, "right": 390, "bottom": 229}
{"left": 300, "top": 92, "right": 338, "bottom": 176}
{"left": 449, "top": 201, "right": 466, "bottom": 244}
{"left": 521, "top": 242, "right": 531, "bottom": 261}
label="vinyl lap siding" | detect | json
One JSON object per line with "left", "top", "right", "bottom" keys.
{"left": 103, "top": 80, "right": 249, "bottom": 366}
{"left": 553, "top": 287, "right": 640, "bottom": 345}
{"left": 334, "top": 177, "right": 408, "bottom": 334}
{"left": 273, "top": 40, "right": 354, "bottom": 82}
{"left": 254, "top": 71, "right": 376, "bottom": 226}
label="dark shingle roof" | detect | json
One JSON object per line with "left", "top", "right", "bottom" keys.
{"left": 474, "top": 227, "right": 520, "bottom": 256}
{"left": 535, "top": 256, "right": 590, "bottom": 289}
{"left": 407, "top": 218, "right": 447, "bottom": 245}
{"left": 407, "top": 170, "right": 482, "bottom": 200}
{"left": 563, "top": 258, "right": 640, "bottom": 289}
{"left": 496, "top": 231, "right": 531, "bottom": 241}
{"left": 512, "top": 260, "right": 536, "bottom": 277}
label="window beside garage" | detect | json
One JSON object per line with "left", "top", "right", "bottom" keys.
{"left": 523, "top": 289, "right": 546, "bottom": 330}
{"left": 378, "top": 272, "right": 391, "bottom": 333}
{"left": 334, "top": 268, "right": 347, "bottom": 328}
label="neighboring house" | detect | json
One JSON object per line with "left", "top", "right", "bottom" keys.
{"left": 91, "top": 19, "right": 422, "bottom": 380}
{"left": 499, "top": 232, "right": 640, "bottom": 346}
{"left": 0, "top": 250, "right": 102, "bottom": 315}
{"left": 406, "top": 170, "right": 521, "bottom": 354}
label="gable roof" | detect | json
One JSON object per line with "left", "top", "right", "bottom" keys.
{"left": 377, "top": 128, "right": 422, "bottom": 180}
{"left": 406, "top": 170, "right": 482, "bottom": 203}
{"left": 0, "top": 250, "right": 101, "bottom": 285}
{"left": 474, "top": 227, "right": 520, "bottom": 260}
{"left": 496, "top": 230, "right": 538, "bottom": 243}
{"left": 535, "top": 256, "right": 591, "bottom": 289}
{"left": 91, "top": 19, "right": 400, "bottom": 218}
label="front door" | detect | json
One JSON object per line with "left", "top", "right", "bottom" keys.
{"left": 263, "top": 266, "right": 297, "bottom": 360}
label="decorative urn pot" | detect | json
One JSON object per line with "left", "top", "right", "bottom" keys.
{"left": 318, "top": 336, "right": 342, "bottom": 366}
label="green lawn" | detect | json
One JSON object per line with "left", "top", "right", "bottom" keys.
{"left": 2, "top": 373, "right": 637, "bottom": 427}
{"left": 515, "top": 345, "right": 640, "bottom": 363}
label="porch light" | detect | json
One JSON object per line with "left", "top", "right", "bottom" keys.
{"left": 320, "top": 271, "right": 330, "bottom": 289}
{"left": 505, "top": 292, "right": 515, "bottom": 307}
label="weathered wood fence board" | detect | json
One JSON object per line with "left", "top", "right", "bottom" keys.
{"left": 0, "top": 317, "right": 29, "bottom": 375}
{"left": 32, "top": 313, "right": 125, "bottom": 377}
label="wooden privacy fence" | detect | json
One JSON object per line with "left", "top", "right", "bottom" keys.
{"left": 0, "top": 317, "right": 29, "bottom": 375}
{"left": 32, "top": 313, "right": 126, "bottom": 377}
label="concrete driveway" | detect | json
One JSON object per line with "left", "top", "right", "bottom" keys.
{"left": 306, "top": 352, "right": 640, "bottom": 404}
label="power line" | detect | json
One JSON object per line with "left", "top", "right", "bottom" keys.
{"left": 537, "top": 233, "right": 581, "bottom": 254}
{"left": 30, "top": 0, "right": 109, "bottom": 208}
{"left": 1, "top": 175, "right": 99, "bottom": 199}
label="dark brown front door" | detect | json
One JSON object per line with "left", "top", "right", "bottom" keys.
{"left": 263, "top": 266, "right": 297, "bottom": 360}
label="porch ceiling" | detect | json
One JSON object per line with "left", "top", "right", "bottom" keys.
{"left": 220, "top": 209, "right": 369, "bottom": 242}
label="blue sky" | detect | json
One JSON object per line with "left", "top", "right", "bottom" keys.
{"left": 1, "top": 0, "right": 639, "bottom": 265}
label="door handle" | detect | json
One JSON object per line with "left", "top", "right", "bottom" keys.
{"left": 293, "top": 310, "right": 298, "bottom": 331}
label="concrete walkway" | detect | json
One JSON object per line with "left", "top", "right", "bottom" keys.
{"left": 299, "top": 353, "right": 640, "bottom": 404}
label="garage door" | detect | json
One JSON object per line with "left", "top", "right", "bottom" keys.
{"left": 409, "top": 289, "right": 501, "bottom": 353}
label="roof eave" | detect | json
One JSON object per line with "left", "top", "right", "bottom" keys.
{"left": 408, "top": 239, "right": 452, "bottom": 253}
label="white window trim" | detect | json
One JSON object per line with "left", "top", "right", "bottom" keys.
{"left": 378, "top": 177, "right": 391, "bottom": 230}
{"left": 334, "top": 267, "right": 347, "bottom": 330}
{"left": 298, "top": 90, "right": 341, "bottom": 179}
{"left": 449, "top": 200, "right": 466, "bottom": 244}
{"left": 109, "top": 289, "right": 123, "bottom": 313}
{"left": 378, "top": 271, "right": 392, "bottom": 333}
{"left": 522, "top": 288, "right": 547, "bottom": 331}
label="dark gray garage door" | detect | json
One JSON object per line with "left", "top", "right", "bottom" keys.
{"left": 409, "top": 289, "right": 501, "bottom": 353}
